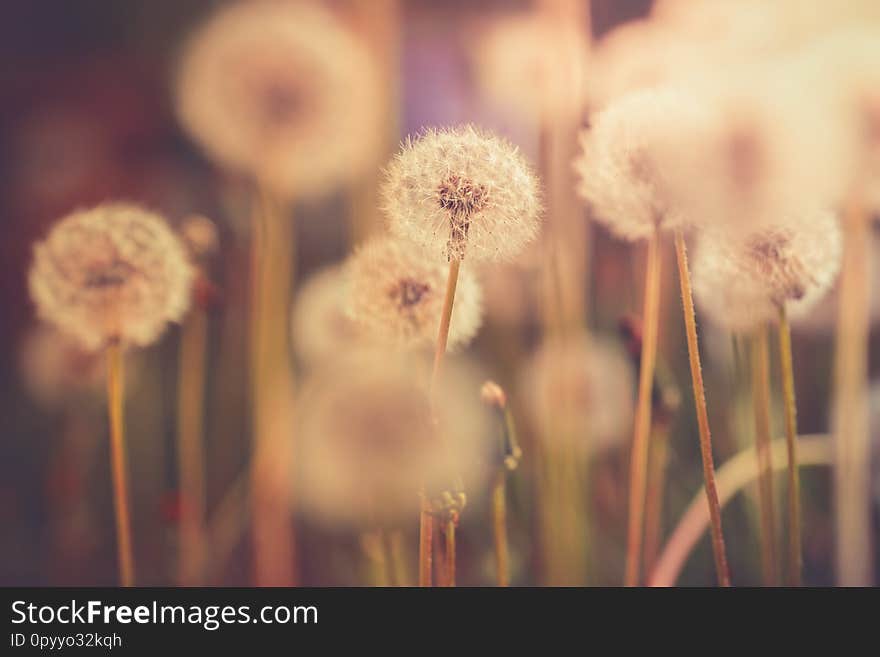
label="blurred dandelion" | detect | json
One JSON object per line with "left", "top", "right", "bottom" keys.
{"left": 578, "top": 85, "right": 732, "bottom": 585}
{"left": 290, "top": 265, "right": 362, "bottom": 368}
{"left": 692, "top": 211, "right": 843, "bottom": 333}
{"left": 473, "top": 12, "right": 589, "bottom": 123}
{"left": 295, "top": 351, "right": 491, "bottom": 529}
{"left": 28, "top": 202, "right": 194, "bottom": 587}
{"left": 29, "top": 203, "right": 194, "bottom": 351}
{"left": 346, "top": 236, "right": 483, "bottom": 351}
{"left": 175, "top": 0, "right": 382, "bottom": 199}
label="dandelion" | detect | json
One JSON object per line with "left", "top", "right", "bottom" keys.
{"left": 522, "top": 334, "right": 634, "bottom": 454}
{"left": 382, "top": 124, "right": 540, "bottom": 584}
{"left": 29, "top": 203, "right": 194, "bottom": 351}
{"left": 472, "top": 13, "right": 589, "bottom": 123}
{"left": 691, "top": 211, "right": 843, "bottom": 333}
{"left": 345, "top": 237, "right": 483, "bottom": 351}
{"left": 175, "top": 0, "right": 382, "bottom": 199}
{"left": 576, "top": 87, "right": 730, "bottom": 586}
{"left": 692, "top": 209, "right": 842, "bottom": 585}
{"left": 383, "top": 125, "right": 541, "bottom": 263}
{"left": 294, "top": 351, "right": 491, "bottom": 529}
{"left": 28, "top": 202, "right": 193, "bottom": 587}
{"left": 290, "top": 265, "right": 362, "bottom": 367}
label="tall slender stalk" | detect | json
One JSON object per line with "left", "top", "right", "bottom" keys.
{"left": 249, "top": 185, "right": 297, "bottom": 586}
{"left": 777, "top": 306, "right": 802, "bottom": 586}
{"left": 444, "top": 518, "right": 456, "bottom": 587}
{"left": 624, "top": 233, "right": 662, "bottom": 586}
{"left": 643, "top": 420, "right": 671, "bottom": 578}
{"left": 751, "top": 326, "right": 779, "bottom": 586}
{"left": 177, "top": 307, "right": 208, "bottom": 585}
{"left": 492, "top": 470, "right": 510, "bottom": 587}
{"left": 673, "top": 230, "right": 731, "bottom": 586}
{"left": 833, "top": 193, "right": 873, "bottom": 586}
{"left": 107, "top": 341, "right": 134, "bottom": 586}
{"left": 420, "top": 258, "right": 462, "bottom": 586}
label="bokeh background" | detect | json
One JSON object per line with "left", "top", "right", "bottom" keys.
{"left": 1, "top": 0, "right": 876, "bottom": 587}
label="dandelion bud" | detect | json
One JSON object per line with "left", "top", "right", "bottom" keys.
{"left": 480, "top": 380, "right": 507, "bottom": 410}
{"left": 345, "top": 237, "right": 483, "bottom": 351}
{"left": 520, "top": 333, "right": 635, "bottom": 455}
{"left": 175, "top": 0, "right": 382, "bottom": 199}
{"left": 382, "top": 125, "right": 542, "bottom": 262}
{"left": 28, "top": 202, "right": 194, "bottom": 351}
{"left": 180, "top": 214, "right": 219, "bottom": 259}
{"left": 295, "top": 352, "right": 492, "bottom": 527}
{"left": 691, "top": 209, "right": 843, "bottom": 332}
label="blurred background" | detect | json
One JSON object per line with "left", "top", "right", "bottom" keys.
{"left": 1, "top": 0, "right": 876, "bottom": 587}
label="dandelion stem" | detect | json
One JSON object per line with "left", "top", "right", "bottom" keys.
{"left": 177, "top": 306, "right": 208, "bottom": 585}
{"left": 624, "top": 232, "right": 662, "bottom": 586}
{"left": 249, "top": 184, "right": 297, "bottom": 586}
{"left": 418, "top": 494, "right": 433, "bottom": 587}
{"left": 833, "top": 193, "right": 873, "bottom": 586}
{"left": 492, "top": 469, "right": 510, "bottom": 587}
{"left": 673, "top": 229, "right": 731, "bottom": 586}
{"left": 649, "top": 435, "right": 830, "bottom": 587}
{"left": 751, "top": 326, "right": 779, "bottom": 586}
{"left": 107, "top": 341, "right": 134, "bottom": 587}
{"left": 444, "top": 518, "right": 456, "bottom": 587}
{"left": 643, "top": 420, "right": 671, "bottom": 578}
{"left": 420, "top": 258, "right": 462, "bottom": 586}
{"left": 777, "top": 306, "right": 802, "bottom": 586}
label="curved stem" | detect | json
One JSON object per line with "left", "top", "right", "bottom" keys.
{"left": 649, "top": 435, "right": 830, "bottom": 587}
{"left": 777, "top": 307, "right": 802, "bottom": 586}
{"left": 673, "top": 230, "right": 730, "bottom": 586}
{"left": 751, "top": 327, "right": 779, "bottom": 585}
{"left": 625, "top": 233, "right": 662, "bottom": 585}
{"left": 107, "top": 342, "right": 134, "bottom": 586}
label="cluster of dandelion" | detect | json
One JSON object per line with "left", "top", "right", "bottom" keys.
{"left": 21, "top": 0, "right": 880, "bottom": 588}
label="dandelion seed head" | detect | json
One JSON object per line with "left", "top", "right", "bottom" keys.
{"left": 28, "top": 202, "right": 194, "bottom": 351}
{"left": 290, "top": 264, "right": 363, "bottom": 367}
{"left": 473, "top": 13, "right": 589, "bottom": 122}
{"left": 692, "top": 208, "right": 842, "bottom": 332}
{"left": 520, "top": 333, "right": 635, "bottom": 455}
{"left": 575, "top": 87, "right": 710, "bottom": 241}
{"left": 382, "top": 125, "right": 542, "bottom": 262}
{"left": 345, "top": 236, "right": 483, "bottom": 350}
{"left": 295, "top": 351, "right": 492, "bottom": 527}
{"left": 175, "top": 0, "right": 382, "bottom": 199}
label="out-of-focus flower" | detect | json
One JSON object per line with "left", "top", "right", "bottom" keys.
{"left": 28, "top": 203, "right": 194, "bottom": 351}
{"left": 796, "top": 28, "right": 880, "bottom": 212}
{"left": 19, "top": 326, "right": 105, "bottom": 408}
{"left": 290, "top": 264, "right": 362, "bottom": 367}
{"left": 575, "top": 87, "right": 711, "bottom": 241}
{"left": 345, "top": 236, "right": 483, "bottom": 350}
{"left": 520, "top": 333, "right": 635, "bottom": 455}
{"left": 472, "top": 12, "right": 589, "bottom": 122}
{"left": 295, "top": 351, "right": 492, "bottom": 527}
{"left": 175, "top": 0, "right": 382, "bottom": 199}
{"left": 692, "top": 209, "right": 842, "bottom": 332}
{"left": 383, "top": 125, "right": 542, "bottom": 262}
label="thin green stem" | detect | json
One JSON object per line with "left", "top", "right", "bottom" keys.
{"left": 777, "top": 307, "right": 802, "bottom": 585}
